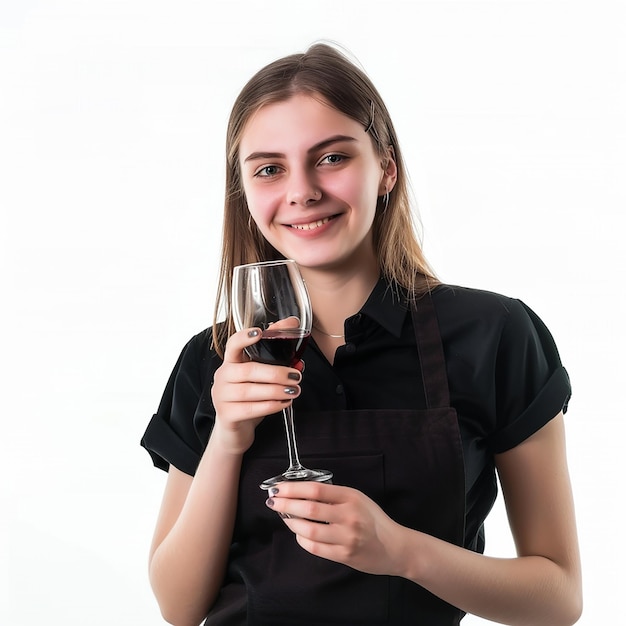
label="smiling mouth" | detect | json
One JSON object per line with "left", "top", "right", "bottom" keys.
{"left": 289, "top": 215, "right": 338, "bottom": 231}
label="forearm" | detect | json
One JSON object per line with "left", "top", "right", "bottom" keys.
{"left": 399, "top": 528, "right": 582, "bottom": 626}
{"left": 149, "top": 433, "right": 242, "bottom": 626}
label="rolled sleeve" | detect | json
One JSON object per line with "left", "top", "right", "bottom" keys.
{"left": 490, "top": 365, "right": 571, "bottom": 453}
{"left": 489, "top": 299, "right": 571, "bottom": 453}
{"left": 140, "top": 330, "right": 216, "bottom": 475}
{"left": 141, "top": 411, "right": 201, "bottom": 475}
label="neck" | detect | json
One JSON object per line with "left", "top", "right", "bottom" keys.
{"left": 300, "top": 260, "right": 380, "bottom": 336}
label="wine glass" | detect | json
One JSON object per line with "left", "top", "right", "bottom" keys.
{"left": 232, "top": 259, "right": 333, "bottom": 490}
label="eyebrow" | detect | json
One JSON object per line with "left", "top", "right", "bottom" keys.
{"left": 243, "top": 134, "right": 358, "bottom": 163}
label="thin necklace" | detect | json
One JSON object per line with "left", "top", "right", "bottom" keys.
{"left": 312, "top": 323, "right": 344, "bottom": 339}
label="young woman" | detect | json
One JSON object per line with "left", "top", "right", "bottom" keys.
{"left": 141, "top": 44, "right": 582, "bottom": 625}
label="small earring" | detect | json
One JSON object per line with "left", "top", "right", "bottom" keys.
{"left": 382, "top": 186, "right": 389, "bottom": 213}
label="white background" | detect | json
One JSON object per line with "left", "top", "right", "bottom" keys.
{"left": 1, "top": 1, "right": 624, "bottom": 624}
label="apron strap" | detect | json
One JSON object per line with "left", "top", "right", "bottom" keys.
{"left": 411, "top": 289, "right": 451, "bottom": 410}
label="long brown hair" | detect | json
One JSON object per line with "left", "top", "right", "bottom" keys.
{"left": 212, "top": 43, "right": 438, "bottom": 356}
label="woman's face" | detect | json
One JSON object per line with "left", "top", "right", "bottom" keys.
{"left": 238, "top": 93, "right": 394, "bottom": 273}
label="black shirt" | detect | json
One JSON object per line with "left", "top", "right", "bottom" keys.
{"left": 141, "top": 280, "right": 571, "bottom": 550}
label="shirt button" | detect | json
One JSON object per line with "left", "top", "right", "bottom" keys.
{"left": 345, "top": 343, "right": 356, "bottom": 354}
{"left": 335, "top": 384, "right": 344, "bottom": 395}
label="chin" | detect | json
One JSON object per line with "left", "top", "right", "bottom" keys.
{"left": 293, "top": 256, "right": 353, "bottom": 273}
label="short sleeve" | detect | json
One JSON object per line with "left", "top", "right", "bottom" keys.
{"left": 140, "top": 330, "right": 219, "bottom": 475}
{"left": 489, "top": 300, "right": 571, "bottom": 453}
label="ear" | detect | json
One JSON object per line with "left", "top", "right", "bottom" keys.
{"left": 378, "top": 146, "right": 398, "bottom": 195}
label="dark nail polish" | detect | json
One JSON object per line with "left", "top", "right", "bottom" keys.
{"left": 284, "top": 387, "right": 297, "bottom": 395}
{"left": 248, "top": 329, "right": 259, "bottom": 337}
{"left": 268, "top": 487, "right": 279, "bottom": 496}
{"left": 265, "top": 498, "right": 274, "bottom": 508}
{"left": 288, "top": 372, "right": 301, "bottom": 381}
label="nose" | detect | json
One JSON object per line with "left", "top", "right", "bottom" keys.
{"left": 286, "top": 170, "right": 321, "bottom": 207}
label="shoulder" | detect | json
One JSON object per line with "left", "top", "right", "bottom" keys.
{"left": 182, "top": 327, "right": 215, "bottom": 360}
{"left": 432, "top": 283, "right": 519, "bottom": 311}
{"left": 428, "top": 283, "right": 570, "bottom": 450}
{"left": 429, "top": 283, "right": 562, "bottom": 366}
{"left": 430, "top": 283, "right": 524, "bottom": 329}
{"left": 171, "top": 326, "right": 224, "bottom": 388}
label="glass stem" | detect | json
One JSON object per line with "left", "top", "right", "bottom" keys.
{"left": 282, "top": 405, "right": 304, "bottom": 472}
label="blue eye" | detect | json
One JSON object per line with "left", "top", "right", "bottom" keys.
{"left": 320, "top": 154, "right": 344, "bottom": 165}
{"left": 255, "top": 165, "right": 280, "bottom": 177}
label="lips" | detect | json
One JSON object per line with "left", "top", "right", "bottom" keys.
{"left": 289, "top": 215, "right": 338, "bottom": 231}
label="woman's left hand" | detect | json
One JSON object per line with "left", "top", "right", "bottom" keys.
{"left": 265, "top": 481, "right": 406, "bottom": 576}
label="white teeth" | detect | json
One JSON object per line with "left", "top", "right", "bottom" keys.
{"left": 291, "top": 216, "right": 332, "bottom": 230}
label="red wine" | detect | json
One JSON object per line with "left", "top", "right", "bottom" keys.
{"left": 247, "top": 329, "right": 310, "bottom": 366}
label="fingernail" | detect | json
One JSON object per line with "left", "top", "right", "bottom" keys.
{"left": 288, "top": 372, "right": 301, "bottom": 381}
{"left": 284, "top": 387, "right": 297, "bottom": 395}
{"left": 268, "top": 487, "right": 279, "bottom": 496}
{"left": 265, "top": 498, "right": 274, "bottom": 508}
{"left": 248, "top": 329, "right": 259, "bottom": 337}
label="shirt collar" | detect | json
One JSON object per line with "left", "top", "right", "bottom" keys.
{"left": 358, "top": 277, "right": 409, "bottom": 338}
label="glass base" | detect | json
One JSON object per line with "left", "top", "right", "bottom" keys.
{"left": 259, "top": 468, "right": 333, "bottom": 490}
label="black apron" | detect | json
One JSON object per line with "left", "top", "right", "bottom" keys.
{"left": 206, "top": 292, "right": 466, "bottom": 625}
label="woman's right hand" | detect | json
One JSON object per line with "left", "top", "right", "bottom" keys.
{"left": 210, "top": 328, "right": 302, "bottom": 455}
